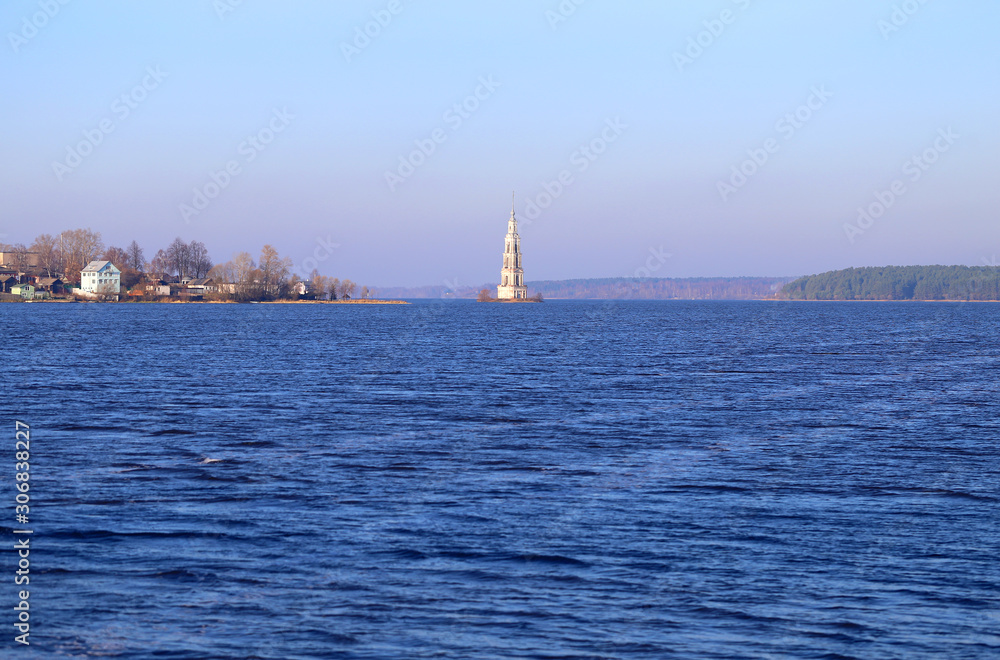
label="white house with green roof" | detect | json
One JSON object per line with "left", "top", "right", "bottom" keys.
{"left": 80, "top": 260, "right": 121, "bottom": 294}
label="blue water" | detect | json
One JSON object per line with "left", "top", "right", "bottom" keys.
{"left": 5, "top": 301, "right": 1000, "bottom": 659}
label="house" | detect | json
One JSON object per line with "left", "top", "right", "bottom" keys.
{"left": 139, "top": 279, "right": 170, "bottom": 297}
{"left": 80, "top": 260, "right": 121, "bottom": 294}
{"left": 11, "top": 284, "right": 36, "bottom": 300}
{"left": 186, "top": 278, "right": 216, "bottom": 296}
{"left": 0, "top": 273, "right": 16, "bottom": 293}
{"left": 35, "top": 277, "right": 66, "bottom": 295}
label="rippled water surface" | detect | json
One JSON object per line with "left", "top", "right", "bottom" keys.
{"left": 6, "top": 301, "right": 1000, "bottom": 659}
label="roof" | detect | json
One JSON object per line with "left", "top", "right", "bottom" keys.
{"left": 81, "top": 260, "right": 120, "bottom": 273}
{"left": 36, "top": 277, "right": 63, "bottom": 286}
{"left": 188, "top": 278, "right": 214, "bottom": 286}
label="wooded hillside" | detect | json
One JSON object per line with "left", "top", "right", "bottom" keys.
{"left": 782, "top": 266, "right": 1000, "bottom": 300}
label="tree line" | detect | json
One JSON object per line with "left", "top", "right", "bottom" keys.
{"left": 206, "top": 247, "right": 374, "bottom": 301}
{"left": 781, "top": 266, "right": 1000, "bottom": 301}
{"left": 1, "top": 228, "right": 375, "bottom": 301}
{"left": 528, "top": 277, "right": 793, "bottom": 300}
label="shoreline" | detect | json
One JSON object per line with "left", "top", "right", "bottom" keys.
{"left": 258, "top": 299, "right": 409, "bottom": 305}
{"left": 7, "top": 297, "right": 1000, "bottom": 304}
{"left": 4, "top": 298, "right": 409, "bottom": 305}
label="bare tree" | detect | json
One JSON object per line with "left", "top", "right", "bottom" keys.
{"left": 207, "top": 262, "right": 232, "bottom": 283}
{"left": 189, "top": 241, "right": 213, "bottom": 278}
{"left": 59, "top": 228, "right": 104, "bottom": 283}
{"left": 258, "top": 245, "right": 291, "bottom": 298}
{"left": 207, "top": 262, "right": 235, "bottom": 299}
{"left": 338, "top": 278, "right": 356, "bottom": 300}
{"left": 309, "top": 269, "right": 328, "bottom": 300}
{"left": 328, "top": 278, "right": 340, "bottom": 301}
{"left": 208, "top": 253, "right": 258, "bottom": 301}
{"left": 10, "top": 244, "right": 31, "bottom": 275}
{"left": 360, "top": 285, "right": 369, "bottom": 300}
{"left": 231, "top": 251, "right": 256, "bottom": 300}
{"left": 30, "top": 234, "right": 60, "bottom": 277}
{"left": 126, "top": 240, "right": 145, "bottom": 272}
{"left": 149, "top": 249, "right": 170, "bottom": 278}
{"left": 102, "top": 246, "right": 129, "bottom": 270}
{"left": 166, "top": 237, "right": 191, "bottom": 278}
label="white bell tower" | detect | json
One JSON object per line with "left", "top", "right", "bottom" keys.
{"left": 497, "top": 193, "right": 527, "bottom": 300}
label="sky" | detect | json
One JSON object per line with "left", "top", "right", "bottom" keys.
{"left": 2, "top": 0, "right": 999, "bottom": 288}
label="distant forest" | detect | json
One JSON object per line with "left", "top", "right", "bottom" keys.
{"left": 378, "top": 277, "right": 793, "bottom": 300}
{"left": 782, "top": 266, "right": 1000, "bottom": 301}
{"left": 530, "top": 277, "right": 792, "bottom": 300}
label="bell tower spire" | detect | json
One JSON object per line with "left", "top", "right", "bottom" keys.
{"left": 497, "top": 194, "right": 527, "bottom": 300}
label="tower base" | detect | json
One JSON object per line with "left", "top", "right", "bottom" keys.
{"left": 496, "top": 285, "right": 527, "bottom": 300}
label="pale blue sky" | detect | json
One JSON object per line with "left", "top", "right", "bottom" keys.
{"left": 3, "top": 0, "right": 998, "bottom": 286}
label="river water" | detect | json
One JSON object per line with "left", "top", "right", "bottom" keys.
{"left": 5, "top": 301, "right": 999, "bottom": 658}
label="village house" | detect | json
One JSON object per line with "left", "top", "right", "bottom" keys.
{"left": 0, "top": 271, "right": 17, "bottom": 293}
{"left": 186, "top": 278, "right": 216, "bottom": 296}
{"left": 141, "top": 279, "right": 171, "bottom": 297}
{"left": 10, "top": 283, "right": 48, "bottom": 300}
{"left": 35, "top": 277, "right": 66, "bottom": 296}
{"left": 127, "top": 280, "right": 167, "bottom": 298}
{"left": 80, "top": 260, "right": 121, "bottom": 294}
